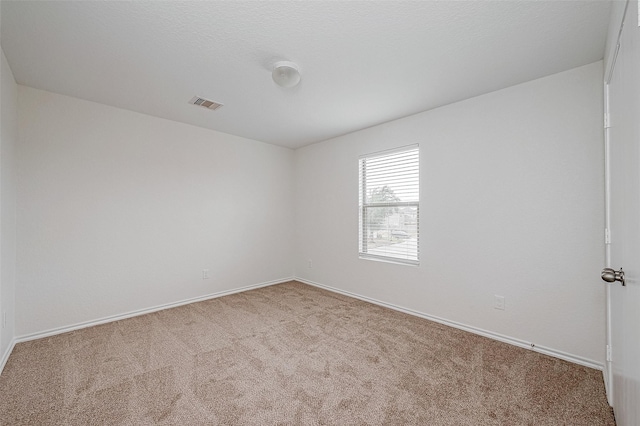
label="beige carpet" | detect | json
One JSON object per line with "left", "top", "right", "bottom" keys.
{"left": 0, "top": 281, "right": 614, "bottom": 425}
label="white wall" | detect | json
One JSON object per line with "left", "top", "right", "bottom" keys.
{"left": 604, "top": 0, "right": 628, "bottom": 81}
{"left": 295, "top": 61, "right": 605, "bottom": 365}
{"left": 0, "top": 47, "right": 18, "bottom": 363}
{"left": 17, "top": 86, "right": 294, "bottom": 336}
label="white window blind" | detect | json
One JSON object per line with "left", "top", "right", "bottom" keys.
{"left": 359, "top": 145, "right": 419, "bottom": 264}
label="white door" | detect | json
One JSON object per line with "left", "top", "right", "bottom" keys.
{"left": 605, "top": 1, "right": 640, "bottom": 424}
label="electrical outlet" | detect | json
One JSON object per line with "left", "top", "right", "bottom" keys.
{"left": 202, "top": 269, "right": 210, "bottom": 280}
{"left": 494, "top": 295, "right": 505, "bottom": 310}
{"left": 308, "top": 259, "right": 312, "bottom": 268}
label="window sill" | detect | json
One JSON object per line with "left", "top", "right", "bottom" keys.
{"left": 358, "top": 254, "right": 419, "bottom": 267}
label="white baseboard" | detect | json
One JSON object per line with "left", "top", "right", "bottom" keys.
{"left": 296, "top": 277, "right": 604, "bottom": 371}
{"left": 14, "top": 277, "right": 294, "bottom": 345}
{"left": 603, "top": 362, "right": 613, "bottom": 406}
{"left": 4, "top": 276, "right": 603, "bottom": 376}
{"left": 0, "top": 338, "right": 17, "bottom": 376}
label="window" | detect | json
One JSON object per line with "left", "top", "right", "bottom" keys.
{"left": 359, "top": 145, "right": 419, "bottom": 264}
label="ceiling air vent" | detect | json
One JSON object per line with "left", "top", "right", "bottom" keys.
{"left": 189, "top": 96, "right": 223, "bottom": 111}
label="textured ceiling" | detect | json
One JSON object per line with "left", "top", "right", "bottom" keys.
{"left": 1, "top": 1, "right": 611, "bottom": 149}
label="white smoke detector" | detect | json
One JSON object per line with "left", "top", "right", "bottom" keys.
{"left": 272, "top": 61, "right": 301, "bottom": 88}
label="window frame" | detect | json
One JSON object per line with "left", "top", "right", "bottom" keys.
{"left": 358, "top": 145, "right": 419, "bottom": 265}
